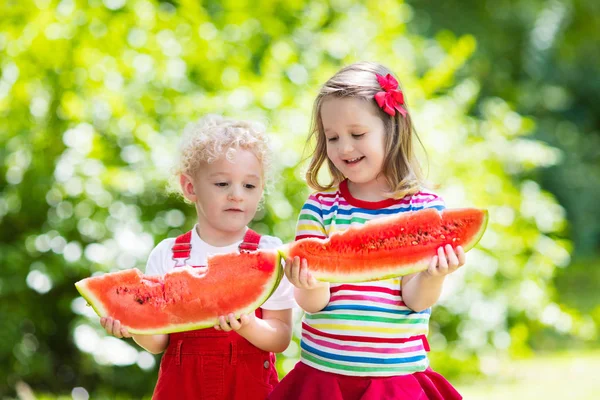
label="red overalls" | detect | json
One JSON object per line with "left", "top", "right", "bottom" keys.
{"left": 152, "top": 229, "right": 279, "bottom": 400}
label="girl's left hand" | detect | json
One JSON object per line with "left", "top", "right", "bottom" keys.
{"left": 425, "top": 244, "right": 465, "bottom": 277}
{"left": 214, "top": 312, "right": 255, "bottom": 332}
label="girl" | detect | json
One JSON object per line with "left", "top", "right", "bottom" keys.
{"left": 100, "top": 115, "right": 295, "bottom": 400}
{"left": 269, "top": 62, "right": 464, "bottom": 400}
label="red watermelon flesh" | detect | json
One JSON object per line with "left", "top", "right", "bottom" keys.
{"left": 282, "top": 208, "right": 488, "bottom": 282}
{"left": 75, "top": 249, "right": 282, "bottom": 334}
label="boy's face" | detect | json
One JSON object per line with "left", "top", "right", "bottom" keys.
{"left": 182, "top": 148, "right": 263, "bottom": 245}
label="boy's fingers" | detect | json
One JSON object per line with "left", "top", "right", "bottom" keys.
{"left": 113, "top": 319, "right": 123, "bottom": 337}
{"left": 103, "top": 317, "right": 113, "bottom": 334}
{"left": 228, "top": 314, "right": 241, "bottom": 330}
{"left": 218, "top": 316, "right": 231, "bottom": 332}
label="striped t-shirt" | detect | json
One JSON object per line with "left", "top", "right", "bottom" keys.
{"left": 297, "top": 179, "right": 445, "bottom": 377}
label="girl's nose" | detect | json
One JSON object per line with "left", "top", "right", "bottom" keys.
{"left": 340, "top": 139, "right": 354, "bottom": 154}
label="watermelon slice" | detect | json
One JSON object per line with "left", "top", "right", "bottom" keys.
{"left": 281, "top": 208, "right": 488, "bottom": 282}
{"left": 75, "top": 250, "right": 282, "bottom": 334}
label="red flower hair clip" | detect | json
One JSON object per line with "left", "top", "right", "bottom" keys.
{"left": 374, "top": 73, "right": 407, "bottom": 118}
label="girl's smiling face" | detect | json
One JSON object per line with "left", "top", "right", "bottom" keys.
{"left": 321, "top": 96, "right": 389, "bottom": 199}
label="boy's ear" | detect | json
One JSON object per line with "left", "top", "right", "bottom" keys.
{"left": 180, "top": 174, "right": 197, "bottom": 202}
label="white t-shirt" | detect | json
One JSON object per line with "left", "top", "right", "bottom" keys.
{"left": 145, "top": 226, "right": 296, "bottom": 310}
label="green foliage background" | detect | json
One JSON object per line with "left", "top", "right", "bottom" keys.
{"left": 0, "top": 0, "right": 598, "bottom": 398}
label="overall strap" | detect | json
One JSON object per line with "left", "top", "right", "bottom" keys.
{"left": 238, "top": 228, "right": 261, "bottom": 252}
{"left": 171, "top": 230, "right": 192, "bottom": 267}
{"left": 171, "top": 228, "right": 262, "bottom": 262}
{"left": 239, "top": 228, "right": 263, "bottom": 319}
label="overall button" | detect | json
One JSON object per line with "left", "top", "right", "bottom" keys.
{"left": 263, "top": 360, "right": 270, "bottom": 368}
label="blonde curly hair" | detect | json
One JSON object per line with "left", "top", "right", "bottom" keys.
{"left": 173, "top": 114, "right": 273, "bottom": 191}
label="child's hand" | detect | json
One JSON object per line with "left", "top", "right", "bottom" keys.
{"left": 424, "top": 245, "right": 465, "bottom": 277}
{"left": 100, "top": 317, "right": 132, "bottom": 339}
{"left": 284, "top": 256, "right": 327, "bottom": 290}
{"left": 214, "top": 312, "right": 255, "bottom": 332}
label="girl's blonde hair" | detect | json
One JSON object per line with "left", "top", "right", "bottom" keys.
{"left": 174, "top": 114, "right": 272, "bottom": 188}
{"left": 306, "top": 61, "right": 427, "bottom": 199}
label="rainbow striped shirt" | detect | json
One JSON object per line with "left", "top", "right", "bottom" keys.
{"left": 297, "top": 180, "right": 445, "bottom": 376}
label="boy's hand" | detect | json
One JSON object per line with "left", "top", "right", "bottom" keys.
{"left": 284, "top": 256, "right": 328, "bottom": 290}
{"left": 424, "top": 245, "right": 466, "bottom": 277}
{"left": 214, "top": 312, "right": 255, "bottom": 332}
{"left": 100, "top": 317, "right": 132, "bottom": 339}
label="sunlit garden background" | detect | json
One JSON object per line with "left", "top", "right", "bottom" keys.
{"left": 1, "top": 0, "right": 599, "bottom": 398}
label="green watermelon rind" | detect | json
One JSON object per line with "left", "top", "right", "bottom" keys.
{"left": 265, "top": 254, "right": 285, "bottom": 300}
{"left": 75, "top": 276, "right": 113, "bottom": 318}
{"left": 461, "top": 209, "right": 488, "bottom": 252}
{"left": 74, "top": 253, "right": 283, "bottom": 335}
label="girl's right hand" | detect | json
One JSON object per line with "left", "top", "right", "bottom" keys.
{"left": 284, "top": 256, "right": 328, "bottom": 290}
{"left": 100, "top": 317, "right": 132, "bottom": 339}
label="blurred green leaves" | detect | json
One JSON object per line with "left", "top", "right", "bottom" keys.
{"left": 1, "top": 0, "right": 597, "bottom": 397}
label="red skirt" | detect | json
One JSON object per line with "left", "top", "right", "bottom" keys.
{"left": 268, "top": 361, "right": 462, "bottom": 400}
{"left": 152, "top": 329, "right": 278, "bottom": 400}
